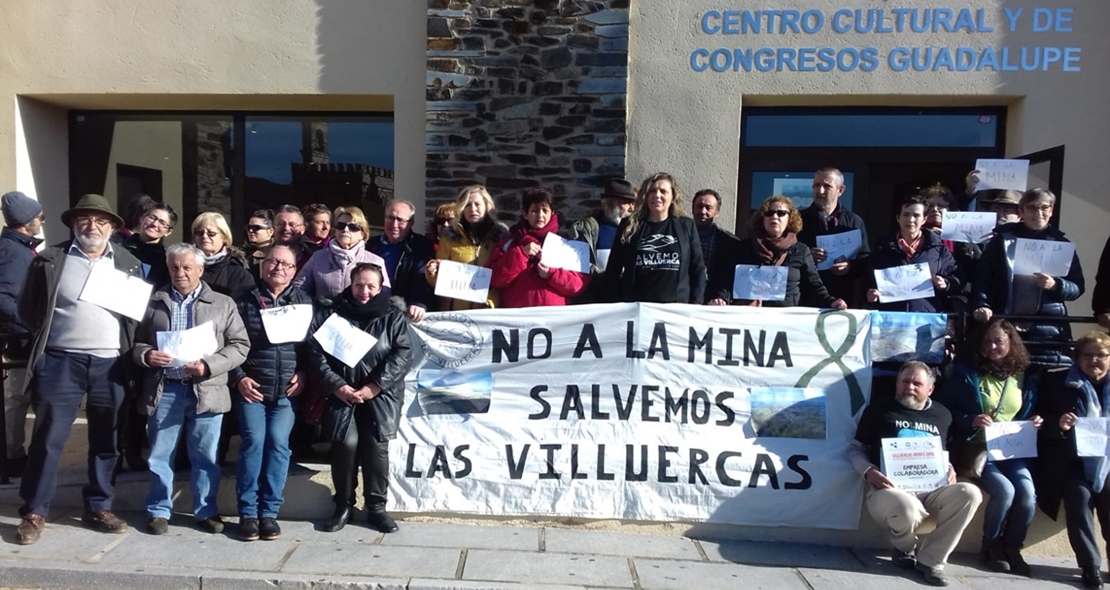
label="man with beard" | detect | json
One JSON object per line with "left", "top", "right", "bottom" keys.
{"left": 691, "top": 189, "right": 739, "bottom": 303}
{"left": 849, "top": 361, "right": 982, "bottom": 587}
{"left": 571, "top": 178, "right": 636, "bottom": 303}
{"left": 798, "top": 167, "right": 870, "bottom": 307}
{"left": 14, "top": 195, "right": 143, "bottom": 544}
{"left": 274, "top": 204, "right": 321, "bottom": 272}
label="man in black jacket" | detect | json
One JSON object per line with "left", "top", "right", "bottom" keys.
{"left": 798, "top": 167, "right": 871, "bottom": 307}
{"left": 0, "top": 191, "right": 43, "bottom": 477}
{"left": 692, "top": 189, "right": 741, "bottom": 303}
{"left": 367, "top": 200, "right": 434, "bottom": 321}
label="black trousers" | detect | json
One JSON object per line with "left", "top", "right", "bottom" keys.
{"left": 329, "top": 403, "right": 389, "bottom": 509}
{"left": 20, "top": 349, "right": 125, "bottom": 516}
{"left": 1064, "top": 465, "right": 1110, "bottom": 569}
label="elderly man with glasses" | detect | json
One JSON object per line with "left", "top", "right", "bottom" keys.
{"left": 368, "top": 200, "right": 435, "bottom": 321}
{"left": 14, "top": 194, "right": 144, "bottom": 545}
{"left": 273, "top": 204, "right": 321, "bottom": 272}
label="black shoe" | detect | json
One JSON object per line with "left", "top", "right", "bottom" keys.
{"left": 366, "top": 508, "right": 398, "bottom": 533}
{"left": 238, "top": 518, "right": 259, "bottom": 541}
{"left": 1082, "top": 567, "right": 1104, "bottom": 590}
{"left": 892, "top": 550, "right": 916, "bottom": 570}
{"left": 915, "top": 562, "right": 949, "bottom": 587}
{"left": 259, "top": 517, "right": 281, "bottom": 540}
{"left": 1004, "top": 546, "right": 1031, "bottom": 577}
{"left": 324, "top": 506, "right": 350, "bottom": 532}
{"left": 981, "top": 537, "right": 1010, "bottom": 572}
{"left": 196, "top": 516, "right": 225, "bottom": 534}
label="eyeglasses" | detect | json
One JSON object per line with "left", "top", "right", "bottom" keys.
{"left": 763, "top": 210, "right": 790, "bottom": 218}
{"left": 1080, "top": 352, "right": 1110, "bottom": 362}
{"left": 193, "top": 229, "right": 219, "bottom": 238}
{"left": 385, "top": 215, "right": 412, "bottom": 224}
{"left": 246, "top": 224, "right": 271, "bottom": 232}
{"left": 334, "top": 222, "right": 362, "bottom": 233}
{"left": 1023, "top": 204, "right": 1052, "bottom": 213}
{"left": 143, "top": 213, "right": 172, "bottom": 230}
{"left": 73, "top": 215, "right": 113, "bottom": 228}
{"left": 926, "top": 203, "right": 949, "bottom": 211}
{"left": 262, "top": 259, "right": 296, "bottom": 270}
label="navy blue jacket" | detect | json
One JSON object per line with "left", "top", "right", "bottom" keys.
{"left": 972, "top": 222, "right": 1084, "bottom": 367}
{"left": 0, "top": 227, "right": 42, "bottom": 338}
{"left": 935, "top": 363, "right": 1038, "bottom": 442}
{"left": 367, "top": 232, "right": 434, "bottom": 311}
{"left": 798, "top": 204, "right": 871, "bottom": 307}
{"left": 868, "top": 230, "right": 961, "bottom": 313}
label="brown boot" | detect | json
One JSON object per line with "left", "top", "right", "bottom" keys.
{"left": 82, "top": 510, "right": 129, "bottom": 534}
{"left": 16, "top": 513, "right": 45, "bottom": 545}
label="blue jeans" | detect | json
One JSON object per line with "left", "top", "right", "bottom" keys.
{"left": 146, "top": 381, "right": 223, "bottom": 520}
{"left": 235, "top": 395, "right": 295, "bottom": 519}
{"left": 981, "top": 458, "right": 1036, "bottom": 546}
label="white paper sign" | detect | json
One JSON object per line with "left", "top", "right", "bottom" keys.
{"left": 595, "top": 249, "right": 611, "bottom": 272}
{"left": 79, "top": 263, "right": 154, "bottom": 321}
{"left": 985, "top": 421, "right": 1038, "bottom": 460}
{"left": 435, "top": 260, "right": 493, "bottom": 304}
{"left": 1012, "top": 238, "right": 1075, "bottom": 277}
{"left": 259, "top": 304, "right": 314, "bottom": 344}
{"left": 732, "top": 264, "right": 787, "bottom": 301}
{"left": 541, "top": 233, "right": 590, "bottom": 274}
{"left": 874, "top": 264, "right": 935, "bottom": 303}
{"left": 156, "top": 321, "right": 218, "bottom": 368}
{"left": 815, "top": 229, "right": 863, "bottom": 271}
{"left": 880, "top": 435, "right": 947, "bottom": 492}
{"left": 940, "top": 211, "right": 997, "bottom": 243}
{"left": 1075, "top": 418, "right": 1110, "bottom": 458}
{"left": 975, "top": 159, "right": 1030, "bottom": 191}
{"left": 311, "top": 313, "right": 379, "bottom": 368}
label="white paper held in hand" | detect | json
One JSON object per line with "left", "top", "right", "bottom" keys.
{"left": 815, "top": 229, "right": 863, "bottom": 271}
{"left": 974, "top": 158, "right": 1029, "bottom": 191}
{"left": 732, "top": 264, "right": 787, "bottom": 301}
{"left": 874, "top": 263, "right": 935, "bottom": 303}
{"left": 1012, "top": 238, "right": 1075, "bottom": 277}
{"left": 984, "top": 421, "right": 1038, "bottom": 461}
{"left": 156, "top": 321, "right": 218, "bottom": 368}
{"left": 79, "top": 263, "right": 153, "bottom": 321}
{"left": 259, "top": 304, "right": 314, "bottom": 344}
{"left": 435, "top": 260, "right": 493, "bottom": 304}
{"left": 1075, "top": 418, "right": 1110, "bottom": 458}
{"left": 595, "top": 249, "right": 611, "bottom": 272}
{"left": 312, "top": 314, "right": 379, "bottom": 368}
{"left": 541, "top": 233, "right": 590, "bottom": 274}
{"left": 880, "top": 435, "right": 947, "bottom": 493}
{"left": 940, "top": 211, "right": 996, "bottom": 243}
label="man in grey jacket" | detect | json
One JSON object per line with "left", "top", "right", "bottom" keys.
{"left": 133, "top": 243, "right": 249, "bottom": 535}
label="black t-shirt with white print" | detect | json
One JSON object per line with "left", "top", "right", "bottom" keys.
{"left": 854, "top": 396, "right": 952, "bottom": 467}
{"left": 634, "top": 218, "right": 681, "bottom": 303}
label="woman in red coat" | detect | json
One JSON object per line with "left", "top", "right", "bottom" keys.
{"left": 490, "top": 188, "right": 589, "bottom": 308}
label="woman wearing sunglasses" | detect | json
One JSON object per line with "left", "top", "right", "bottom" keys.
{"left": 243, "top": 209, "right": 276, "bottom": 272}
{"left": 293, "top": 206, "right": 390, "bottom": 307}
{"left": 708, "top": 196, "right": 845, "bottom": 309}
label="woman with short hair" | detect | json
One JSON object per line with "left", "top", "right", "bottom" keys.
{"left": 191, "top": 212, "right": 255, "bottom": 301}
{"left": 601, "top": 172, "right": 706, "bottom": 304}
{"left": 294, "top": 206, "right": 390, "bottom": 307}
{"left": 708, "top": 196, "right": 845, "bottom": 309}
{"left": 425, "top": 185, "right": 509, "bottom": 310}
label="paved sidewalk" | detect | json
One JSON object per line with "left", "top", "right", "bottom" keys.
{"left": 0, "top": 504, "right": 1088, "bottom": 590}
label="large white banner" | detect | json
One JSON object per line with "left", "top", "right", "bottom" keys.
{"left": 390, "top": 304, "right": 872, "bottom": 530}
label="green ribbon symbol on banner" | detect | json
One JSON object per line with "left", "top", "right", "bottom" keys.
{"left": 795, "top": 310, "right": 866, "bottom": 416}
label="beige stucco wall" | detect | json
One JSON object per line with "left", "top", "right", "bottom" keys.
{"left": 628, "top": 0, "right": 1109, "bottom": 315}
{"left": 0, "top": 0, "right": 426, "bottom": 240}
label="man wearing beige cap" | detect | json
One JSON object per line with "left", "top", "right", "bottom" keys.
{"left": 14, "top": 194, "right": 144, "bottom": 545}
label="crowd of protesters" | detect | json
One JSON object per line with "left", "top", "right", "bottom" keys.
{"left": 1, "top": 166, "right": 1110, "bottom": 588}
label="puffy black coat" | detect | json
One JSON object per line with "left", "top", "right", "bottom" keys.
{"left": 972, "top": 222, "right": 1084, "bottom": 367}
{"left": 231, "top": 283, "right": 314, "bottom": 404}
{"left": 306, "top": 293, "right": 413, "bottom": 442}
{"left": 867, "top": 230, "right": 962, "bottom": 313}
{"left": 203, "top": 249, "right": 256, "bottom": 301}
{"left": 367, "top": 232, "right": 435, "bottom": 310}
{"left": 710, "top": 238, "right": 837, "bottom": 308}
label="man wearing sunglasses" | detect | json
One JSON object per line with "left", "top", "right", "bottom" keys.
{"left": 798, "top": 167, "right": 871, "bottom": 308}
{"left": 367, "top": 200, "right": 434, "bottom": 322}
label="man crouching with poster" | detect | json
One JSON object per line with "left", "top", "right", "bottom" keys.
{"left": 849, "top": 361, "right": 982, "bottom": 587}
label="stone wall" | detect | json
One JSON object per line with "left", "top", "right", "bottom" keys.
{"left": 425, "top": 0, "right": 629, "bottom": 224}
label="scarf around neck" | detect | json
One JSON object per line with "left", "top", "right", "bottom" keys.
{"left": 511, "top": 214, "right": 559, "bottom": 245}
{"left": 333, "top": 287, "right": 393, "bottom": 324}
{"left": 752, "top": 229, "right": 797, "bottom": 265}
{"left": 329, "top": 239, "right": 366, "bottom": 265}
{"left": 205, "top": 248, "right": 229, "bottom": 266}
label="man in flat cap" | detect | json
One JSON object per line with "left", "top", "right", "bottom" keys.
{"left": 0, "top": 191, "right": 44, "bottom": 477}
{"left": 14, "top": 194, "right": 144, "bottom": 544}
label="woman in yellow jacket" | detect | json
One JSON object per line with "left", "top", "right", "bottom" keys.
{"left": 426, "top": 185, "right": 509, "bottom": 310}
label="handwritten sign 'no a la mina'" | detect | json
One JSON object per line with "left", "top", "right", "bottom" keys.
{"left": 435, "top": 260, "right": 493, "bottom": 304}
{"left": 940, "top": 211, "right": 996, "bottom": 243}
{"left": 985, "top": 421, "right": 1038, "bottom": 461}
{"left": 875, "top": 263, "right": 935, "bottom": 303}
{"left": 815, "top": 229, "right": 863, "bottom": 271}
{"left": 975, "top": 159, "right": 1029, "bottom": 191}
{"left": 1012, "top": 238, "right": 1075, "bottom": 277}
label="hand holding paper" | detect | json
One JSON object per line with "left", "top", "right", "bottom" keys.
{"left": 940, "top": 211, "right": 996, "bottom": 243}
{"left": 732, "top": 265, "right": 788, "bottom": 301}
{"left": 985, "top": 421, "right": 1038, "bottom": 461}
{"left": 874, "top": 264, "right": 935, "bottom": 303}
{"left": 435, "top": 260, "right": 493, "bottom": 304}
{"left": 815, "top": 230, "right": 862, "bottom": 271}
{"left": 1012, "top": 238, "right": 1075, "bottom": 277}
{"left": 156, "top": 322, "right": 218, "bottom": 368}
{"left": 974, "top": 159, "right": 1029, "bottom": 191}
{"left": 541, "top": 233, "right": 590, "bottom": 274}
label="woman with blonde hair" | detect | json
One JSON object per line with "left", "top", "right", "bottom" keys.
{"left": 294, "top": 206, "right": 390, "bottom": 307}
{"left": 600, "top": 172, "right": 705, "bottom": 303}
{"left": 425, "top": 185, "right": 509, "bottom": 310}
{"left": 191, "top": 212, "right": 255, "bottom": 301}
